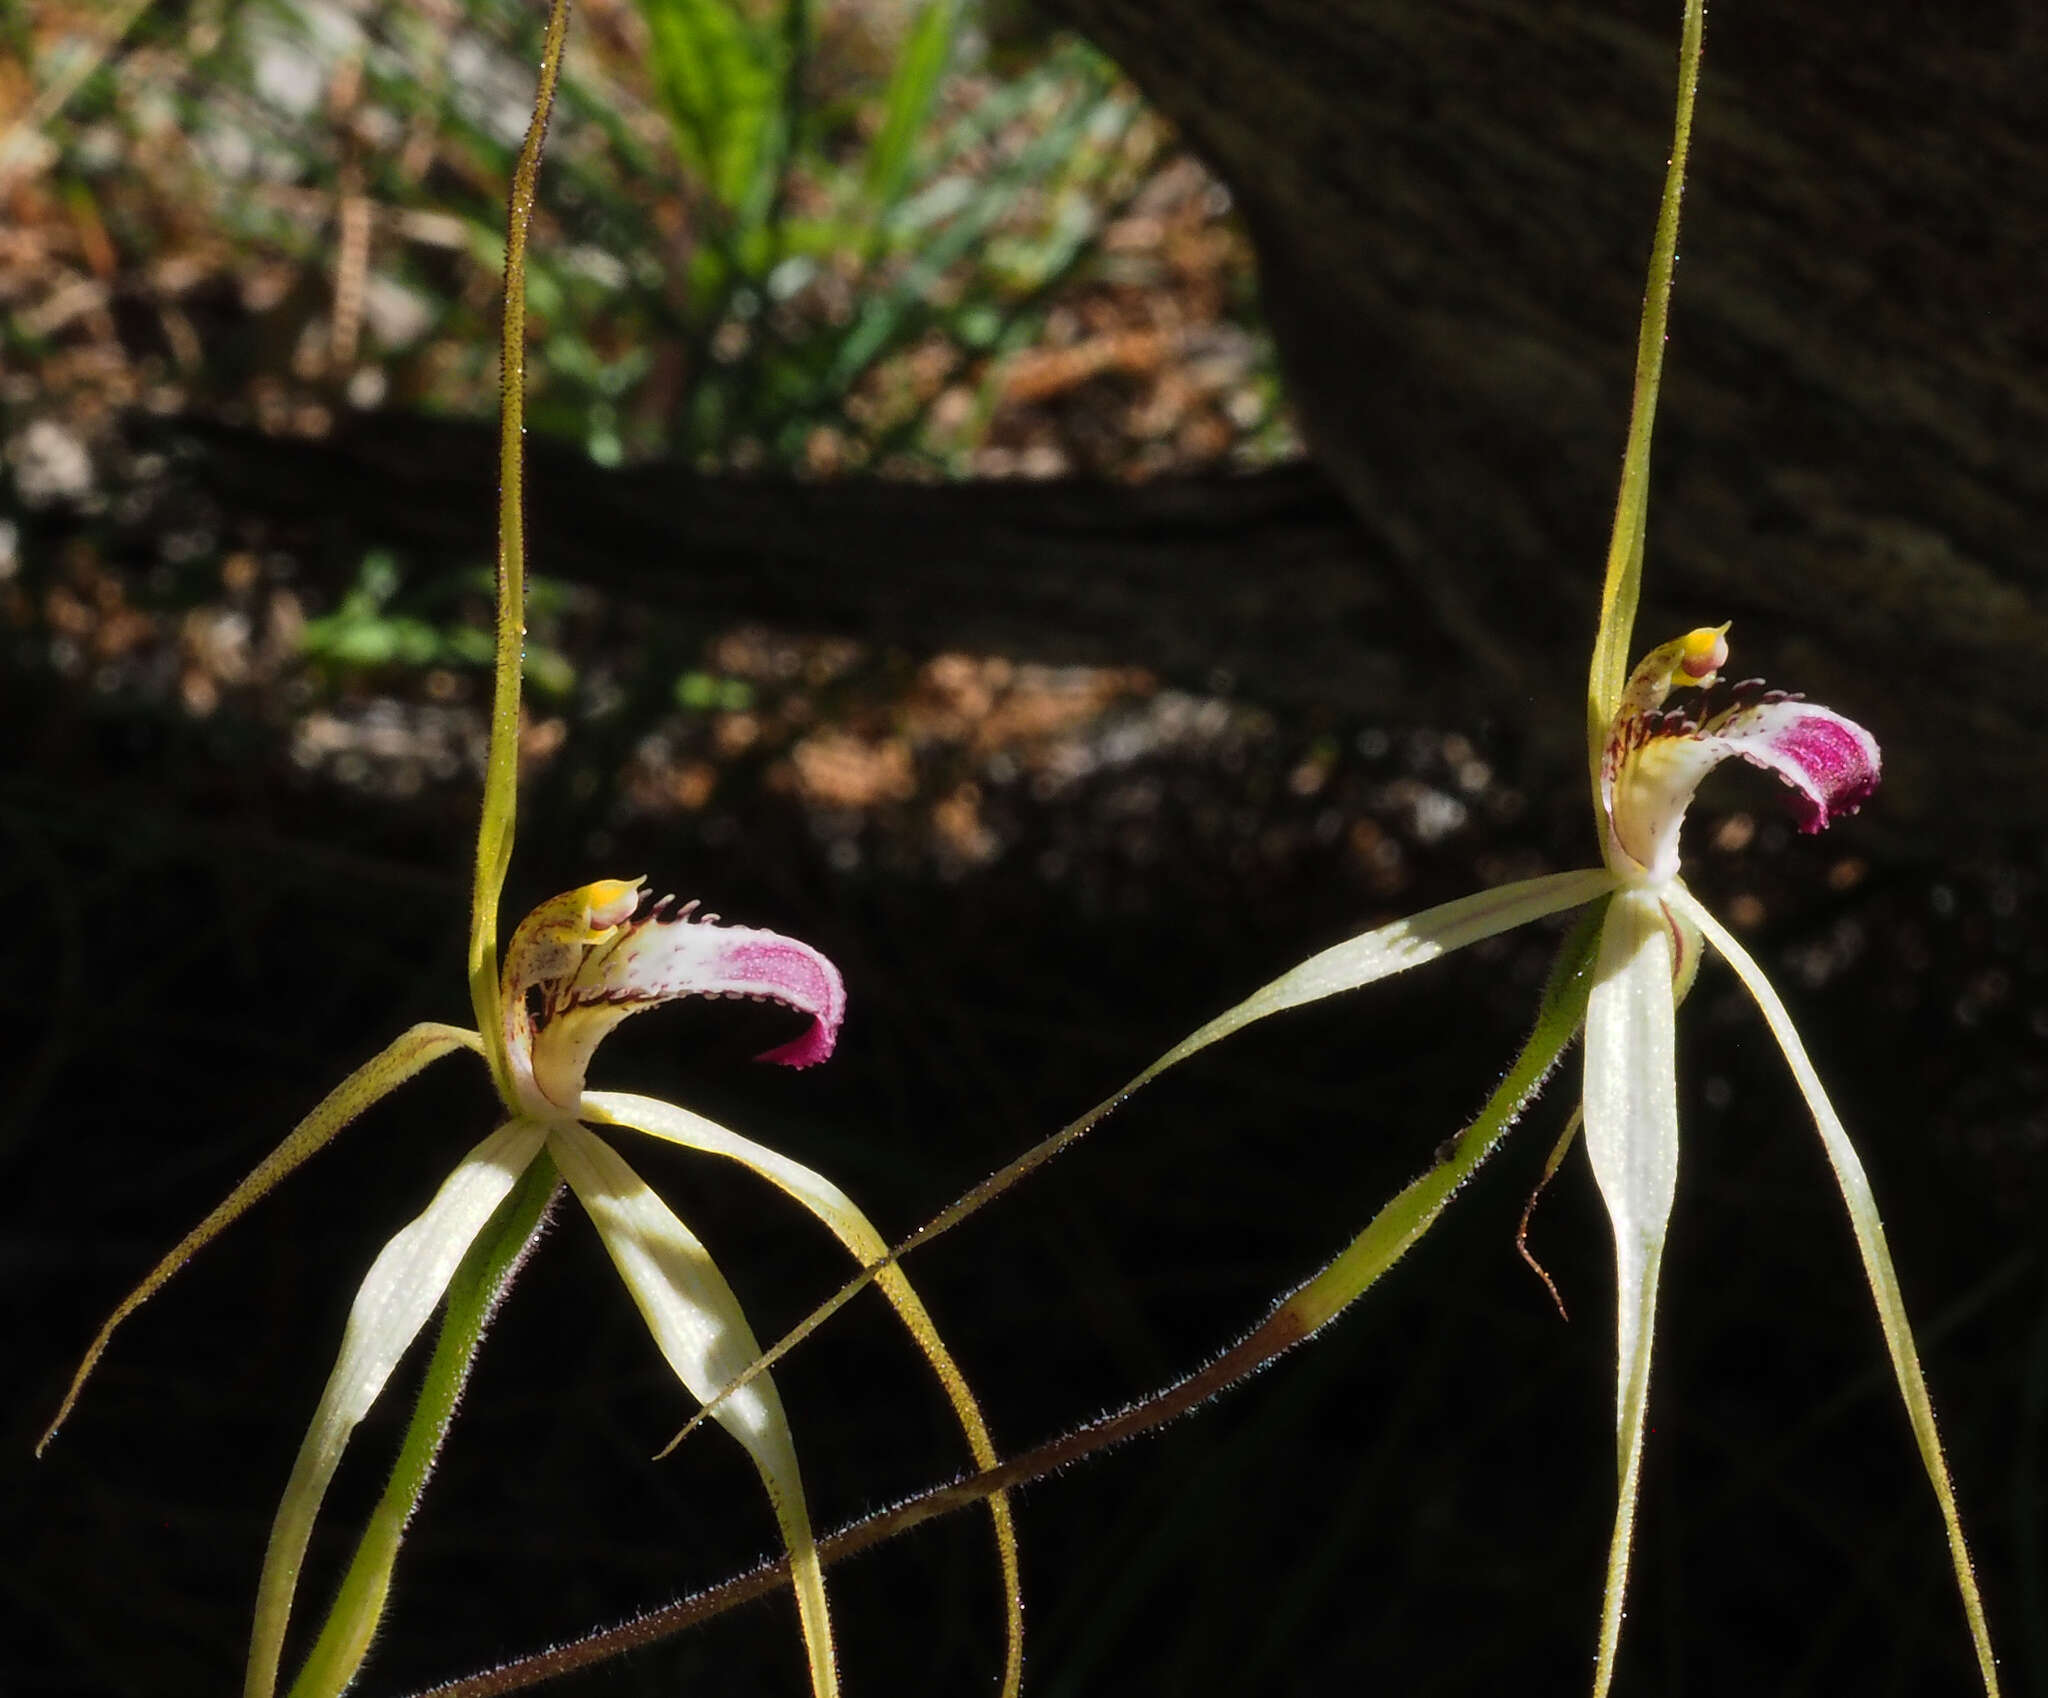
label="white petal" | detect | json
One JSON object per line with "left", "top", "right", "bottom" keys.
{"left": 1669, "top": 886, "right": 2001, "bottom": 1696}
{"left": 1140, "top": 867, "right": 1614, "bottom": 1075}
{"left": 582, "top": 1089, "right": 1023, "bottom": 1697}
{"left": 1581, "top": 889, "right": 1678, "bottom": 1696}
{"left": 41, "top": 1023, "right": 484, "bottom": 1456}
{"left": 547, "top": 1122, "right": 838, "bottom": 1698}
{"left": 246, "top": 1118, "right": 547, "bottom": 1698}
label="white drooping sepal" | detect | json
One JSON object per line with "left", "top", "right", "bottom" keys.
{"left": 246, "top": 1119, "right": 549, "bottom": 1698}
{"left": 1584, "top": 888, "right": 1680, "bottom": 1425}
{"left": 1582, "top": 888, "right": 1680, "bottom": 1695}
{"left": 547, "top": 1121, "right": 839, "bottom": 1698}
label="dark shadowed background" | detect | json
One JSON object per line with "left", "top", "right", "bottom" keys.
{"left": 3, "top": 0, "right": 2044, "bottom": 1694}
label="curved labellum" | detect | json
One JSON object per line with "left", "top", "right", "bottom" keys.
{"left": 501, "top": 881, "right": 847, "bottom": 1114}
{"left": 1601, "top": 628, "right": 1880, "bottom": 885}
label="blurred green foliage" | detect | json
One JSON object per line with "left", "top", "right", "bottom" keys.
{"left": 300, "top": 551, "right": 574, "bottom": 695}
{"left": 10, "top": 0, "right": 1180, "bottom": 473}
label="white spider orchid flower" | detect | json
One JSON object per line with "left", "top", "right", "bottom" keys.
{"left": 669, "top": 625, "right": 1994, "bottom": 1698}
{"left": 41, "top": 879, "right": 1021, "bottom": 1698}
{"left": 1082, "top": 625, "right": 1990, "bottom": 1696}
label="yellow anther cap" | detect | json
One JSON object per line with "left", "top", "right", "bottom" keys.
{"left": 1677, "top": 624, "right": 1730, "bottom": 684}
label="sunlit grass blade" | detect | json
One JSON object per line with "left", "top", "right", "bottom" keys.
{"left": 1582, "top": 890, "right": 1679, "bottom": 1698}
{"left": 249, "top": 1119, "right": 550, "bottom": 1698}
{"left": 1586, "top": 0, "right": 1707, "bottom": 773}
{"left": 546, "top": 1123, "right": 838, "bottom": 1698}
{"left": 282, "top": 1159, "right": 563, "bottom": 1698}
{"left": 860, "top": 0, "right": 962, "bottom": 218}
{"left": 663, "top": 868, "right": 1614, "bottom": 1455}
{"left": 637, "top": 0, "right": 784, "bottom": 219}
{"left": 1671, "top": 887, "right": 2002, "bottom": 1696}
{"left": 39, "top": 1022, "right": 484, "bottom": 1455}
{"left": 583, "top": 1090, "right": 1022, "bottom": 1698}
{"left": 823, "top": 52, "right": 1123, "bottom": 397}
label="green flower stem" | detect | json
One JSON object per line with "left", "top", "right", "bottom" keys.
{"left": 286, "top": 1156, "right": 563, "bottom": 1698}
{"left": 470, "top": 0, "right": 575, "bottom": 1105}
{"left": 1586, "top": 0, "right": 1706, "bottom": 779}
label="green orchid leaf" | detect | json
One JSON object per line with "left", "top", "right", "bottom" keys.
{"left": 1275, "top": 897, "right": 1605, "bottom": 1341}
{"left": 40, "top": 1022, "right": 484, "bottom": 1456}
{"left": 545, "top": 1122, "right": 838, "bottom": 1698}
{"left": 1582, "top": 889, "right": 1679, "bottom": 1698}
{"left": 666, "top": 867, "right": 1613, "bottom": 1447}
{"left": 582, "top": 1089, "right": 1022, "bottom": 1698}
{"left": 1672, "top": 887, "right": 2001, "bottom": 1695}
{"left": 249, "top": 1119, "right": 550, "bottom": 1698}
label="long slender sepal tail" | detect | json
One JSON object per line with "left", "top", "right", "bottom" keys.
{"left": 547, "top": 1123, "right": 839, "bottom": 1698}
{"left": 583, "top": 1090, "right": 1023, "bottom": 1698}
{"left": 247, "top": 1120, "right": 548, "bottom": 1698}
{"left": 1582, "top": 891, "right": 1680, "bottom": 1697}
{"left": 1671, "top": 886, "right": 2001, "bottom": 1697}
{"left": 40, "top": 1023, "right": 483, "bottom": 1456}
{"left": 666, "top": 869, "right": 1615, "bottom": 1446}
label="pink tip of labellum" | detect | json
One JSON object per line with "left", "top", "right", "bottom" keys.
{"left": 757, "top": 1025, "right": 839, "bottom": 1069}
{"left": 715, "top": 934, "right": 845, "bottom": 1068}
{"left": 1763, "top": 709, "right": 1881, "bottom": 832}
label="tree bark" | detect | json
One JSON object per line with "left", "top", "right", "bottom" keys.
{"left": 1034, "top": 0, "right": 2048, "bottom": 841}
{"left": 175, "top": 408, "right": 1456, "bottom": 720}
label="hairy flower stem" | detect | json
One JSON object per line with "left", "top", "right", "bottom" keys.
{"left": 286, "top": 1160, "right": 562, "bottom": 1698}
{"left": 402, "top": 914, "right": 1604, "bottom": 1698}
{"left": 284, "top": 6, "right": 577, "bottom": 1689}
{"left": 471, "top": 0, "right": 575, "bottom": 1104}
{"left": 1586, "top": 0, "right": 1706, "bottom": 790}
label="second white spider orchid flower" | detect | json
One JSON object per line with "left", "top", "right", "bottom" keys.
{"left": 41, "top": 879, "right": 1021, "bottom": 1698}
{"left": 1084, "top": 623, "right": 1994, "bottom": 1696}
{"left": 1064, "top": 622, "right": 1983, "bottom": 1692}
{"left": 670, "top": 624, "right": 1995, "bottom": 1698}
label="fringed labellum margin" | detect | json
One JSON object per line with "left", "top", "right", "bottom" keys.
{"left": 501, "top": 880, "right": 848, "bottom": 1116}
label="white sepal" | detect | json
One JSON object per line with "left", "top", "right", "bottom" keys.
{"left": 1670, "top": 886, "right": 2001, "bottom": 1696}
{"left": 583, "top": 1089, "right": 1024, "bottom": 1697}
{"left": 1582, "top": 888, "right": 1679, "bottom": 1698}
{"left": 1139, "top": 867, "right": 1614, "bottom": 1078}
{"left": 546, "top": 1122, "right": 839, "bottom": 1698}
{"left": 247, "top": 1117, "right": 547, "bottom": 1698}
